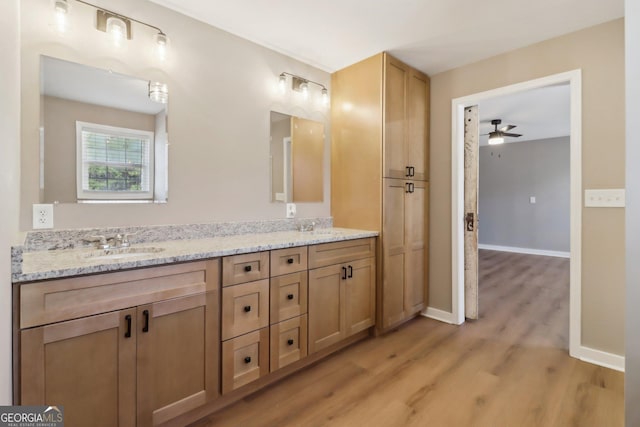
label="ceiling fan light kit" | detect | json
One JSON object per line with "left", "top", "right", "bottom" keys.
{"left": 485, "top": 118, "right": 522, "bottom": 145}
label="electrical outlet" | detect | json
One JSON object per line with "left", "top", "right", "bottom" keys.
{"left": 286, "top": 203, "right": 296, "bottom": 219}
{"left": 33, "top": 204, "right": 54, "bottom": 229}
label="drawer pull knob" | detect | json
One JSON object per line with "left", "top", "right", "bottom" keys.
{"left": 287, "top": 258, "right": 294, "bottom": 264}
{"left": 244, "top": 265, "right": 252, "bottom": 272}
{"left": 287, "top": 339, "right": 294, "bottom": 346}
{"left": 287, "top": 294, "right": 294, "bottom": 300}
{"left": 244, "top": 305, "right": 252, "bottom": 313}
{"left": 244, "top": 356, "right": 252, "bottom": 364}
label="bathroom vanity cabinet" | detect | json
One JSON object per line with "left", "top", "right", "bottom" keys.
{"left": 18, "top": 261, "right": 220, "bottom": 427}
{"left": 15, "top": 236, "right": 376, "bottom": 426}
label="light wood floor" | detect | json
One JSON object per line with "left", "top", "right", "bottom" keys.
{"left": 192, "top": 250, "right": 624, "bottom": 427}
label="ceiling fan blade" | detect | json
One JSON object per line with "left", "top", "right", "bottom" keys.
{"left": 500, "top": 124, "right": 517, "bottom": 132}
{"left": 502, "top": 132, "right": 522, "bottom": 137}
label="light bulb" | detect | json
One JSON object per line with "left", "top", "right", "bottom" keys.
{"left": 155, "top": 33, "right": 168, "bottom": 60}
{"left": 300, "top": 82, "right": 309, "bottom": 99}
{"left": 54, "top": 0, "right": 68, "bottom": 33}
{"left": 278, "top": 73, "right": 287, "bottom": 94}
{"left": 321, "top": 88, "right": 329, "bottom": 106}
{"left": 149, "top": 81, "right": 169, "bottom": 104}
{"left": 106, "top": 16, "right": 127, "bottom": 46}
{"left": 488, "top": 135, "right": 504, "bottom": 145}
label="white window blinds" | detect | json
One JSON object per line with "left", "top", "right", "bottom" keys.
{"left": 76, "top": 121, "right": 155, "bottom": 200}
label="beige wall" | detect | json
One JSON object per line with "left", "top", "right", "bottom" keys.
{"left": 21, "top": 0, "right": 330, "bottom": 230}
{"left": 43, "top": 96, "right": 156, "bottom": 203}
{"left": 430, "top": 19, "right": 625, "bottom": 355}
{"left": 1, "top": 0, "right": 20, "bottom": 404}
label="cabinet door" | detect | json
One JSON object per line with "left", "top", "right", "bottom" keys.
{"left": 137, "top": 292, "right": 219, "bottom": 426}
{"left": 408, "top": 69, "right": 429, "bottom": 181}
{"left": 382, "top": 178, "right": 407, "bottom": 327}
{"left": 21, "top": 309, "right": 136, "bottom": 427}
{"left": 405, "top": 181, "right": 427, "bottom": 314}
{"left": 308, "top": 264, "right": 346, "bottom": 354}
{"left": 384, "top": 54, "right": 409, "bottom": 179}
{"left": 345, "top": 257, "right": 376, "bottom": 336}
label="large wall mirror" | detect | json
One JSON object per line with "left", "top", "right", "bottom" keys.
{"left": 270, "top": 111, "right": 324, "bottom": 203}
{"left": 40, "top": 56, "right": 169, "bottom": 203}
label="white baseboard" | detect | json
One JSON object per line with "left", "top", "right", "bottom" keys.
{"left": 577, "top": 346, "right": 625, "bottom": 372}
{"left": 422, "top": 307, "right": 459, "bottom": 324}
{"left": 478, "top": 243, "right": 570, "bottom": 258}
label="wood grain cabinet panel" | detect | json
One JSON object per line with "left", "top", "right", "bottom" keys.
{"left": 308, "top": 240, "right": 376, "bottom": 354}
{"left": 270, "top": 315, "right": 308, "bottom": 372}
{"left": 270, "top": 271, "right": 308, "bottom": 324}
{"left": 331, "top": 52, "right": 429, "bottom": 333}
{"left": 222, "top": 279, "right": 269, "bottom": 340}
{"left": 270, "top": 246, "right": 308, "bottom": 277}
{"left": 308, "top": 238, "right": 375, "bottom": 269}
{"left": 19, "top": 259, "right": 220, "bottom": 427}
{"left": 221, "top": 328, "right": 269, "bottom": 394}
{"left": 222, "top": 252, "right": 269, "bottom": 286}
{"left": 21, "top": 309, "right": 137, "bottom": 427}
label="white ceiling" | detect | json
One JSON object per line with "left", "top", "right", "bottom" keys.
{"left": 41, "top": 56, "right": 165, "bottom": 115}
{"left": 149, "top": 0, "right": 623, "bottom": 75}
{"left": 478, "top": 83, "right": 570, "bottom": 146}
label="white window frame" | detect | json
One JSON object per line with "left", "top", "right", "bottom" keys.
{"left": 76, "top": 121, "right": 155, "bottom": 201}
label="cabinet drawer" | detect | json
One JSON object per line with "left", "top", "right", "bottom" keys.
{"left": 19, "top": 260, "right": 219, "bottom": 329}
{"left": 270, "top": 272, "right": 308, "bottom": 324}
{"left": 270, "top": 246, "right": 308, "bottom": 277}
{"left": 270, "top": 315, "right": 308, "bottom": 372}
{"left": 222, "top": 328, "right": 269, "bottom": 394}
{"left": 222, "top": 252, "right": 269, "bottom": 287}
{"left": 308, "top": 238, "right": 375, "bottom": 269}
{"left": 222, "top": 279, "right": 269, "bottom": 340}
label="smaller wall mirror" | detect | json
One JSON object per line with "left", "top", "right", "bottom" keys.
{"left": 270, "top": 111, "right": 324, "bottom": 203}
{"left": 40, "top": 56, "right": 168, "bottom": 203}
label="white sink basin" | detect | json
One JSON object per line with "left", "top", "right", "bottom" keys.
{"left": 85, "top": 247, "right": 165, "bottom": 261}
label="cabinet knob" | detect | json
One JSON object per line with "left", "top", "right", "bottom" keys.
{"left": 244, "top": 265, "right": 252, "bottom": 272}
{"left": 287, "top": 258, "right": 294, "bottom": 264}
{"left": 287, "top": 294, "right": 294, "bottom": 300}
{"left": 244, "top": 356, "right": 252, "bottom": 364}
{"left": 287, "top": 339, "right": 294, "bottom": 346}
{"left": 244, "top": 305, "right": 252, "bottom": 313}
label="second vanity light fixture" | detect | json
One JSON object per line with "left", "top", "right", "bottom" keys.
{"left": 53, "top": 0, "right": 168, "bottom": 58}
{"left": 278, "top": 72, "right": 329, "bottom": 106}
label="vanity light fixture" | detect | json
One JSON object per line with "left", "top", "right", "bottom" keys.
{"left": 278, "top": 73, "right": 287, "bottom": 93}
{"left": 149, "top": 81, "right": 169, "bottom": 104}
{"left": 278, "top": 72, "right": 329, "bottom": 105}
{"left": 55, "top": 0, "right": 169, "bottom": 58}
{"left": 54, "top": 0, "right": 69, "bottom": 32}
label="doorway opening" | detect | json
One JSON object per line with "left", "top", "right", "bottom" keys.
{"left": 450, "top": 70, "right": 582, "bottom": 359}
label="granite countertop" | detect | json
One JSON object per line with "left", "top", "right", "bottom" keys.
{"left": 13, "top": 228, "right": 378, "bottom": 283}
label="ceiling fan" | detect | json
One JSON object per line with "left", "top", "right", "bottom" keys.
{"left": 483, "top": 119, "right": 522, "bottom": 145}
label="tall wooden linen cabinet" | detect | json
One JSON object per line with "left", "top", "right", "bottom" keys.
{"left": 331, "top": 52, "right": 430, "bottom": 332}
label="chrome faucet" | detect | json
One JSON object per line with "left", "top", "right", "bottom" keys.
{"left": 299, "top": 221, "right": 316, "bottom": 232}
{"left": 85, "top": 232, "right": 134, "bottom": 249}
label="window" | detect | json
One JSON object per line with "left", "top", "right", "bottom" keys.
{"left": 76, "top": 121, "right": 155, "bottom": 200}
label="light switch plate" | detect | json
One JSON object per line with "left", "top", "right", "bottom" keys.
{"left": 530, "top": 196, "right": 536, "bottom": 204}
{"left": 584, "top": 189, "right": 625, "bottom": 207}
{"left": 33, "top": 204, "right": 54, "bottom": 229}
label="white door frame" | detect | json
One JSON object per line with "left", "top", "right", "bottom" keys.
{"left": 450, "top": 70, "right": 582, "bottom": 359}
